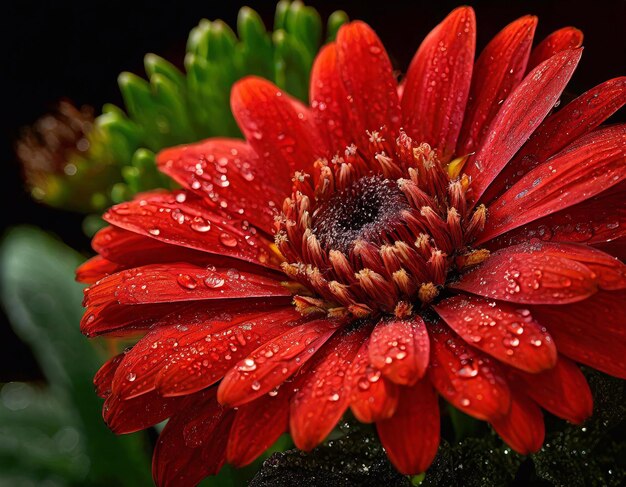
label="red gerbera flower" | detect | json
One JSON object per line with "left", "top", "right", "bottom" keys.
{"left": 78, "top": 7, "right": 626, "bottom": 486}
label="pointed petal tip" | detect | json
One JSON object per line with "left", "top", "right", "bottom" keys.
{"left": 230, "top": 76, "right": 282, "bottom": 110}
{"left": 491, "top": 391, "right": 545, "bottom": 455}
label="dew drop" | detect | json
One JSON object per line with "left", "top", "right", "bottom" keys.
{"left": 219, "top": 232, "right": 238, "bottom": 248}
{"left": 357, "top": 378, "right": 370, "bottom": 390}
{"left": 204, "top": 272, "right": 225, "bottom": 289}
{"left": 239, "top": 358, "right": 257, "bottom": 372}
{"left": 367, "top": 369, "right": 381, "bottom": 383}
{"left": 177, "top": 274, "right": 197, "bottom": 289}
{"left": 457, "top": 364, "right": 479, "bottom": 378}
{"left": 190, "top": 217, "right": 211, "bottom": 233}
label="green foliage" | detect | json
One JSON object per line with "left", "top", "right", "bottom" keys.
{"left": 0, "top": 227, "right": 152, "bottom": 486}
{"left": 31, "top": 2, "right": 348, "bottom": 221}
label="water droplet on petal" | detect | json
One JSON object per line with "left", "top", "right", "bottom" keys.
{"left": 457, "top": 363, "right": 479, "bottom": 378}
{"left": 219, "top": 232, "right": 238, "bottom": 248}
{"left": 239, "top": 358, "right": 257, "bottom": 372}
{"left": 190, "top": 217, "right": 211, "bottom": 233}
{"left": 177, "top": 274, "right": 197, "bottom": 289}
{"left": 204, "top": 271, "right": 225, "bottom": 289}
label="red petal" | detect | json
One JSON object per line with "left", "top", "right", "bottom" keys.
{"left": 103, "top": 190, "right": 278, "bottom": 269}
{"left": 217, "top": 318, "right": 343, "bottom": 407}
{"left": 290, "top": 326, "right": 368, "bottom": 451}
{"left": 103, "top": 390, "right": 184, "bottom": 435}
{"left": 152, "top": 389, "right": 234, "bottom": 487}
{"left": 434, "top": 295, "right": 557, "bottom": 373}
{"left": 348, "top": 338, "right": 399, "bottom": 423}
{"left": 227, "top": 391, "right": 291, "bottom": 467}
{"left": 483, "top": 77, "right": 626, "bottom": 203}
{"left": 157, "top": 138, "right": 290, "bottom": 232}
{"left": 465, "top": 49, "right": 581, "bottom": 203}
{"left": 402, "top": 7, "right": 476, "bottom": 161}
{"left": 368, "top": 316, "right": 430, "bottom": 385}
{"left": 490, "top": 388, "right": 544, "bottom": 454}
{"left": 310, "top": 43, "right": 351, "bottom": 150}
{"left": 93, "top": 226, "right": 205, "bottom": 265}
{"left": 156, "top": 307, "right": 302, "bottom": 397}
{"left": 457, "top": 15, "right": 537, "bottom": 155}
{"left": 83, "top": 263, "right": 289, "bottom": 307}
{"left": 428, "top": 323, "right": 511, "bottom": 421}
{"left": 91, "top": 225, "right": 271, "bottom": 277}
{"left": 336, "top": 21, "right": 401, "bottom": 143}
{"left": 76, "top": 256, "right": 121, "bottom": 284}
{"left": 81, "top": 301, "right": 184, "bottom": 337}
{"left": 484, "top": 181, "right": 626, "bottom": 251}
{"left": 533, "top": 242, "right": 626, "bottom": 290}
{"left": 376, "top": 379, "right": 440, "bottom": 474}
{"left": 479, "top": 125, "right": 626, "bottom": 243}
{"left": 512, "top": 356, "right": 593, "bottom": 424}
{"left": 94, "top": 353, "right": 124, "bottom": 398}
{"left": 111, "top": 305, "right": 298, "bottom": 400}
{"left": 451, "top": 242, "right": 598, "bottom": 304}
{"left": 231, "top": 76, "right": 325, "bottom": 175}
{"left": 527, "top": 27, "right": 584, "bottom": 72}
{"left": 530, "top": 290, "right": 626, "bottom": 379}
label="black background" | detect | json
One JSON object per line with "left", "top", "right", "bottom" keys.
{"left": 1, "top": 0, "right": 625, "bottom": 381}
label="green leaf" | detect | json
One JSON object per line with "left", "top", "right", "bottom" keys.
{"left": 273, "top": 29, "right": 312, "bottom": 102}
{"left": 326, "top": 10, "right": 349, "bottom": 42}
{"left": 144, "top": 53, "right": 186, "bottom": 90}
{"left": 284, "top": 1, "right": 322, "bottom": 57}
{"left": 0, "top": 383, "right": 88, "bottom": 484}
{"left": 237, "top": 7, "right": 274, "bottom": 79}
{"left": 0, "top": 227, "right": 152, "bottom": 486}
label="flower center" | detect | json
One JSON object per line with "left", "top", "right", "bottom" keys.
{"left": 312, "top": 175, "right": 409, "bottom": 254}
{"left": 274, "top": 129, "right": 489, "bottom": 319}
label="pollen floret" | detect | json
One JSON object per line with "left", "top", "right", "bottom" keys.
{"left": 275, "top": 128, "right": 488, "bottom": 317}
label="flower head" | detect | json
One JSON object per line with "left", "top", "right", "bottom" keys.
{"left": 78, "top": 7, "right": 626, "bottom": 485}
